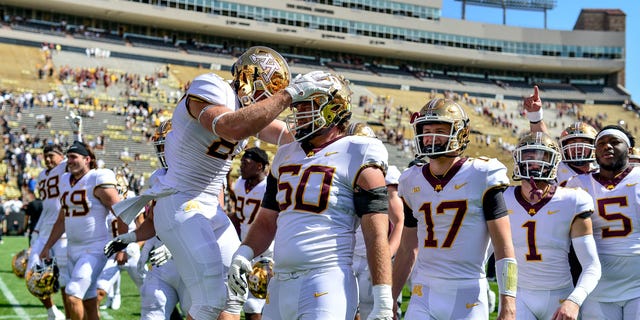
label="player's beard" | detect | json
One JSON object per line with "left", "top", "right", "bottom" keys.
{"left": 598, "top": 156, "right": 627, "bottom": 172}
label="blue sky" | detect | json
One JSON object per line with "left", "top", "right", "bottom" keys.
{"left": 440, "top": 0, "right": 639, "bottom": 102}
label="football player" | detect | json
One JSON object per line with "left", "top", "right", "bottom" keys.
{"left": 28, "top": 143, "right": 69, "bottom": 320}
{"left": 227, "top": 73, "right": 394, "bottom": 320}
{"left": 40, "top": 141, "right": 126, "bottom": 320}
{"left": 106, "top": 47, "right": 334, "bottom": 320}
{"left": 233, "top": 147, "right": 271, "bottom": 320}
{"left": 629, "top": 146, "right": 640, "bottom": 166}
{"left": 506, "top": 131, "right": 600, "bottom": 319}
{"left": 566, "top": 125, "right": 640, "bottom": 319}
{"left": 347, "top": 122, "right": 404, "bottom": 320}
{"left": 392, "top": 98, "right": 517, "bottom": 320}
{"left": 524, "top": 86, "right": 598, "bottom": 185}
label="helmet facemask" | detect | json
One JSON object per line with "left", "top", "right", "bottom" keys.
{"left": 152, "top": 120, "right": 172, "bottom": 169}
{"left": 513, "top": 132, "right": 561, "bottom": 181}
{"left": 285, "top": 73, "right": 352, "bottom": 142}
{"left": 412, "top": 99, "right": 469, "bottom": 159}
{"left": 559, "top": 122, "right": 597, "bottom": 165}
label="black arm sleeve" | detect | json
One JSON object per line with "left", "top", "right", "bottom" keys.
{"left": 403, "top": 200, "right": 418, "bottom": 227}
{"left": 482, "top": 187, "right": 509, "bottom": 221}
{"left": 261, "top": 174, "right": 280, "bottom": 211}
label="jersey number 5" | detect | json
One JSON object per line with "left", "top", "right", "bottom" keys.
{"left": 597, "top": 197, "right": 632, "bottom": 238}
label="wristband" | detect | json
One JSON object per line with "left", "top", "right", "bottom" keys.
{"left": 526, "top": 109, "right": 543, "bottom": 123}
{"left": 496, "top": 257, "right": 517, "bottom": 297}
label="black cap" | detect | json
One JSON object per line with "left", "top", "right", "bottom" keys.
{"left": 242, "top": 147, "right": 269, "bottom": 165}
{"left": 67, "top": 141, "right": 90, "bottom": 156}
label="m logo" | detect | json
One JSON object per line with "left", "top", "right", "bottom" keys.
{"left": 250, "top": 53, "right": 280, "bottom": 83}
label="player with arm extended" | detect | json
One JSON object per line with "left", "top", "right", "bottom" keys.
{"left": 506, "top": 131, "right": 600, "bottom": 320}
{"left": 227, "top": 73, "right": 394, "bottom": 320}
{"left": 566, "top": 125, "right": 640, "bottom": 320}
{"left": 523, "top": 85, "right": 598, "bottom": 185}
{"left": 392, "top": 98, "right": 517, "bottom": 320}
{"left": 104, "top": 46, "right": 334, "bottom": 320}
{"left": 40, "top": 141, "right": 126, "bottom": 320}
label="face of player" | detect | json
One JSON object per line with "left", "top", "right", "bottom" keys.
{"left": 66, "top": 152, "right": 91, "bottom": 178}
{"left": 421, "top": 122, "right": 451, "bottom": 154}
{"left": 519, "top": 149, "right": 552, "bottom": 178}
{"left": 595, "top": 134, "right": 630, "bottom": 173}
{"left": 563, "top": 137, "right": 593, "bottom": 160}
{"left": 44, "top": 151, "right": 64, "bottom": 170}
{"left": 240, "top": 157, "right": 263, "bottom": 180}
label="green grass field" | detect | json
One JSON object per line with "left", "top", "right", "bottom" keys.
{"left": 1, "top": 235, "right": 499, "bottom": 319}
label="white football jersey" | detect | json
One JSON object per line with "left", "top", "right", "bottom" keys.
{"left": 161, "top": 73, "right": 246, "bottom": 203}
{"left": 566, "top": 167, "right": 640, "bottom": 256}
{"left": 505, "top": 185, "right": 594, "bottom": 290}
{"left": 556, "top": 161, "right": 596, "bottom": 186}
{"left": 398, "top": 157, "right": 509, "bottom": 282}
{"left": 233, "top": 177, "right": 267, "bottom": 240}
{"left": 566, "top": 166, "right": 640, "bottom": 302}
{"left": 34, "top": 159, "right": 67, "bottom": 236}
{"left": 354, "top": 165, "right": 401, "bottom": 258}
{"left": 270, "top": 135, "right": 388, "bottom": 273}
{"left": 59, "top": 169, "right": 117, "bottom": 247}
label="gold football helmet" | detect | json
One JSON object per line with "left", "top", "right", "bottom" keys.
{"left": 411, "top": 98, "right": 470, "bottom": 158}
{"left": 152, "top": 119, "right": 172, "bottom": 169}
{"left": 11, "top": 248, "right": 30, "bottom": 278}
{"left": 26, "top": 259, "right": 60, "bottom": 299}
{"left": 232, "top": 46, "right": 291, "bottom": 107}
{"left": 512, "top": 132, "right": 561, "bottom": 181}
{"left": 559, "top": 122, "right": 597, "bottom": 164}
{"left": 247, "top": 257, "right": 274, "bottom": 299}
{"left": 346, "top": 122, "right": 376, "bottom": 138}
{"left": 285, "top": 73, "right": 353, "bottom": 141}
{"left": 113, "top": 167, "right": 129, "bottom": 198}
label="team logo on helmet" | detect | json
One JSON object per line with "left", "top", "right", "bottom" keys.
{"left": 512, "top": 132, "right": 561, "bottom": 181}
{"left": 231, "top": 46, "right": 290, "bottom": 107}
{"left": 411, "top": 98, "right": 470, "bottom": 159}
{"left": 247, "top": 257, "right": 274, "bottom": 299}
{"left": 11, "top": 248, "right": 30, "bottom": 278}
{"left": 346, "top": 122, "right": 376, "bottom": 138}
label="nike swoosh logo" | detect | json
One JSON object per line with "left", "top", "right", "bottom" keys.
{"left": 314, "top": 292, "right": 328, "bottom": 298}
{"left": 547, "top": 210, "right": 559, "bottom": 215}
{"left": 324, "top": 151, "right": 338, "bottom": 156}
{"left": 465, "top": 302, "right": 479, "bottom": 309}
{"left": 627, "top": 183, "right": 637, "bottom": 187}
{"left": 454, "top": 183, "right": 467, "bottom": 190}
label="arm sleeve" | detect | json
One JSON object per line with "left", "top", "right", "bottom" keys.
{"left": 261, "top": 174, "right": 280, "bottom": 212}
{"left": 567, "top": 234, "right": 601, "bottom": 306}
{"left": 403, "top": 200, "right": 417, "bottom": 227}
{"left": 482, "top": 187, "right": 508, "bottom": 221}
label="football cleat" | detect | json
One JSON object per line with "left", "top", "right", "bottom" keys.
{"left": 558, "top": 122, "right": 597, "bottom": 164}
{"left": 26, "top": 259, "right": 60, "bottom": 299}
{"left": 512, "top": 131, "right": 561, "bottom": 181}
{"left": 411, "top": 98, "right": 470, "bottom": 159}
{"left": 152, "top": 119, "right": 172, "bottom": 169}
{"left": 247, "top": 257, "right": 274, "bottom": 299}
{"left": 285, "top": 72, "right": 353, "bottom": 142}
{"left": 11, "top": 248, "right": 30, "bottom": 278}
{"left": 231, "top": 46, "right": 290, "bottom": 107}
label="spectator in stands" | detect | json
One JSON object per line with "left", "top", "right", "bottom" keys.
{"left": 23, "top": 191, "right": 42, "bottom": 246}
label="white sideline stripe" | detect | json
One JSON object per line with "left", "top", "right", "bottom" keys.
{"left": 0, "top": 276, "right": 31, "bottom": 319}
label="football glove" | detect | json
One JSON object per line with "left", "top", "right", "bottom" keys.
{"left": 284, "top": 71, "right": 333, "bottom": 104}
{"left": 104, "top": 232, "right": 137, "bottom": 257}
{"left": 228, "top": 245, "right": 254, "bottom": 296}
{"left": 223, "top": 280, "right": 248, "bottom": 315}
{"left": 149, "top": 244, "right": 172, "bottom": 267}
{"left": 368, "top": 284, "right": 394, "bottom": 320}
